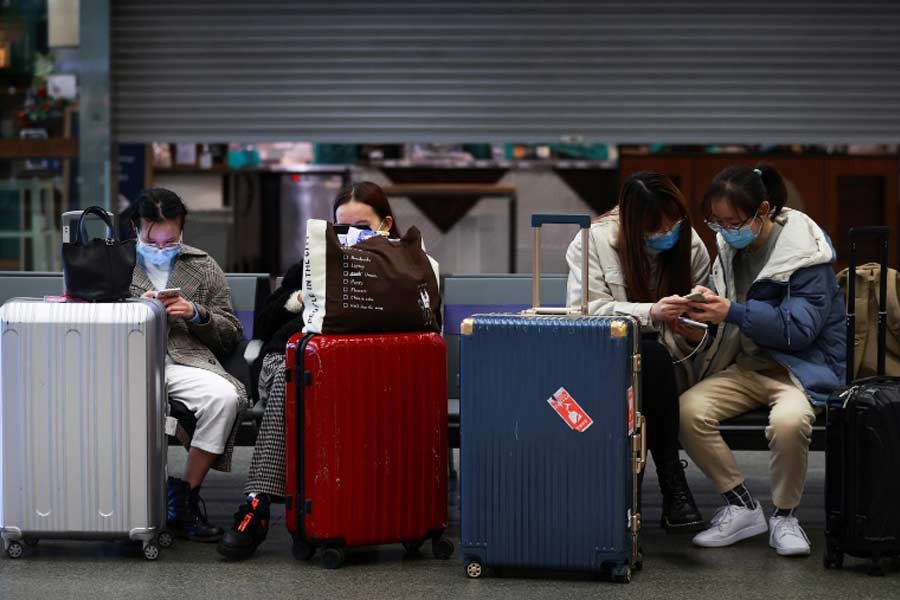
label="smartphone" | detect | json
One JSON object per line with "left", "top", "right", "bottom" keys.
{"left": 156, "top": 287, "right": 182, "bottom": 299}
{"left": 678, "top": 316, "right": 709, "bottom": 330}
{"left": 682, "top": 291, "right": 707, "bottom": 302}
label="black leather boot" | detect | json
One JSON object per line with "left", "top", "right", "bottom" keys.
{"left": 167, "top": 478, "right": 224, "bottom": 542}
{"left": 657, "top": 458, "right": 704, "bottom": 533}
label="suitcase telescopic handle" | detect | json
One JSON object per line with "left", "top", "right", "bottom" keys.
{"left": 530, "top": 214, "right": 591, "bottom": 316}
{"left": 847, "top": 226, "right": 890, "bottom": 383}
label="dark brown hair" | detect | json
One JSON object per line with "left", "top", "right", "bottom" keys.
{"left": 616, "top": 172, "right": 693, "bottom": 303}
{"left": 332, "top": 181, "right": 400, "bottom": 237}
{"left": 130, "top": 187, "right": 189, "bottom": 230}
{"left": 702, "top": 162, "right": 787, "bottom": 221}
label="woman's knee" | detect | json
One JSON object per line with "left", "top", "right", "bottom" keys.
{"left": 766, "top": 406, "right": 814, "bottom": 443}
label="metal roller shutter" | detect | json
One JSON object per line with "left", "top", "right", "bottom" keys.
{"left": 111, "top": 1, "right": 900, "bottom": 143}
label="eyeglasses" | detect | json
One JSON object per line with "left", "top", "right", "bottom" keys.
{"left": 647, "top": 218, "right": 683, "bottom": 239}
{"left": 705, "top": 212, "right": 758, "bottom": 234}
{"left": 139, "top": 236, "right": 181, "bottom": 250}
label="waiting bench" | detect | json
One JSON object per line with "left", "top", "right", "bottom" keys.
{"left": 441, "top": 273, "right": 826, "bottom": 452}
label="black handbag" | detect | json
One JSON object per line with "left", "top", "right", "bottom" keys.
{"left": 62, "top": 206, "right": 136, "bottom": 301}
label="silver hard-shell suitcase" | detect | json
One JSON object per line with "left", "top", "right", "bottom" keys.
{"left": 0, "top": 299, "right": 170, "bottom": 560}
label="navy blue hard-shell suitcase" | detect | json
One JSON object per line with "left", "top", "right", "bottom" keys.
{"left": 459, "top": 214, "right": 645, "bottom": 583}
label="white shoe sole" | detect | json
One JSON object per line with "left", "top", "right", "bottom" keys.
{"left": 693, "top": 520, "right": 769, "bottom": 548}
{"left": 769, "top": 540, "right": 811, "bottom": 556}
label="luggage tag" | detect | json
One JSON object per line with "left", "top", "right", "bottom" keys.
{"left": 165, "top": 416, "right": 178, "bottom": 437}
{"left": 547, "top": 387, "right": 594, "bottom": 433}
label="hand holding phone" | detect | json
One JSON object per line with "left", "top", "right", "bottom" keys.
{"left": 155, "top": 287, "right": 182, "bottom": 300}
{"left": 682, "top": 291, "right": 707, "bottom": 303}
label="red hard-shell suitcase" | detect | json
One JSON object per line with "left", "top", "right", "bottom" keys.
{"left": 284, "top": 332, "right": 454, "bottom": 569}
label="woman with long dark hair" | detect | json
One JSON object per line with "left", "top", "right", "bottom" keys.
{"left": 218, "top": 181, "right": 399, "bottom": 560}
{"left": 566, "top": 171, "right": 710, "bottom": 532}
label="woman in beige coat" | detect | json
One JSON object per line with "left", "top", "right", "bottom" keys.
{"left": 566, "top": 171, "right": 710, "bottom": 533}
{"left": 129, "top": 188, "right": 248, "bottom": 544}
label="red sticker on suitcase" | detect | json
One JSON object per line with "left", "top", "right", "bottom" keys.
{"left": 547, "top": 387, "right": 593, "bottom": 433}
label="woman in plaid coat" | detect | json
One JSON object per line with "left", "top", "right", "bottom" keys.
{"left": 130, "top": 188, "right": 249, "bottom": 544}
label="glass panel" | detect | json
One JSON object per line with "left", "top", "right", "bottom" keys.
{"left": 0, "top": 159, "right": 66, "bottom": 271}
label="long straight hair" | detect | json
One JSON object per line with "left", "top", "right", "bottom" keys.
{"left": 616, "top": 172, "right": 693, "bottom": 303}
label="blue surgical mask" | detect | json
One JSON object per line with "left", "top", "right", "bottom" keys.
{"left": 137, "top": 239, "right": 182, "bottom": 267}
{"left": 720, "top": 220, "right": 760, "bottom": 250}
{"left": 644, "top": 220, "right": 682, "bottom": 253}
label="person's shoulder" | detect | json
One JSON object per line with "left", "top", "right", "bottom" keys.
{"left": 180, "top": 245, "right": 226, "bottom": 274}
{"left": 587, "top": 210, "right": 620, "bottom": 247}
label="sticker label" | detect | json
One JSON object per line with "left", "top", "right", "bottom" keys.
{"left": 165, "top": 416, "right": 178, "bottom": 437}
{"left": 627, "top": 386, "right": 635, "bottom": 434}
{"left": 547, "top": 387, "right": 593, "bottom": 433}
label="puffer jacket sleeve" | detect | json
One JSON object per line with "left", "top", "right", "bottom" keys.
{"left": 725, "top": 264, "right": 836, "bottom": 352}
{"left": 565, "top": 228, "right": 654, "bottom": 326}
{"left": 187, "top": 258, "right": 243, "bottom": 356}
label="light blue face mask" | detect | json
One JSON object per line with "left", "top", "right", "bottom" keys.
{"left": 137, "top": 239, "right": 182, "bottom": 267}
{"left": 720, "top": 218, "right": 760, "bottom": 250}
{"left": 644, "top": 220, "right": 682, "bottom": 252}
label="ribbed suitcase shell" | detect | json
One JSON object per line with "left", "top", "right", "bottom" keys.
{"left": 825, "top": 382, "right": 900, "bottom": 564}
{"left": 0, "top": 300, "right": 167, "bottom": 553}
{"left": 285, "top": 333, "right": 448, "bottom": 558}
{"left": 460, "top": 315, "right": 641, "bottom": 578}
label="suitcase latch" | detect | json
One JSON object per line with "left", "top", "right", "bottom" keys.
{"left": 633, "top": 354, "right": 642, "bottom": 373}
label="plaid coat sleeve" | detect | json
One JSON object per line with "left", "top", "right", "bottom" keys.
{"left": 188, "top": 258, "right": 243, "bottom": 356}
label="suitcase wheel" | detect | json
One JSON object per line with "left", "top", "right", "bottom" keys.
{"left": 465, "top": 560, "right": 483, "bottom": 579}
{"left": 321, "top": 547, "right": 344, "bottom": 570}
{"left": 291, "top": 537, "right": 315, "bottom": 562}
{"left": 823, "top": 540, "right": 844, "bottom": 570}
{"left": 432, "top": 537, "right": 455, "bottom": 560}
{"left": 402, "top": 542, "right": 422, "bottom": 555}
{"left": 142, "top": 541, "right": 160, "bottom": 561}
{"left": 6, "top": 541, "right": 24, "bottom": 560}
{"left": 157, "top": 531, "right": 174, "bottom": 549}
{"left": 24, "top": 537, "right": 39, "bottom": 548}
{"left": 612, "top": 565, "right": 632, "bottom": 584}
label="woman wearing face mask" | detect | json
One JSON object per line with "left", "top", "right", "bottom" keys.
{"left": 566, "top": 171, "right": 710, "bottom": 533}
{"left": 218, "top": 181, "right": 399, "bottom": 560}
{"left": 129, "top": 187, "right": 248, "bottom": 544}
{"left": 680, "top": 164, "right": 844, "bottom": 557}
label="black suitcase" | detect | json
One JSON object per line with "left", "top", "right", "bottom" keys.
{"left": 824, "top": 226, "right": 900, "bottom": 576}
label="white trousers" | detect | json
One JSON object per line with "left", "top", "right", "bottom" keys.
{"left": 166, "top": 360, "right": 240, "bottom": 456}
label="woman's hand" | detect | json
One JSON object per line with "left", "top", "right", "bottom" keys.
{"left": 160, "top": 295, "right": 197, "bottom": 320}
{"left": 689, "top": 294, "right": 731, "bottom": 325}
{"left": 670, "top": 319, "right": 705, "bottom": 344}
{"left": 650, "top": 295, "right": 691, "bottom": 324}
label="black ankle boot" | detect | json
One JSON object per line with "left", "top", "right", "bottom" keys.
{"left": 657, "top": 458, "right": 704, "bottom": 533}
{"left": 167, "top": 478, "right": 224, "bottom": 542}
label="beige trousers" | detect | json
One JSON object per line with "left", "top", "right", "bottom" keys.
{"left": 679, "top": 365, "right": 816, "bottom": 509}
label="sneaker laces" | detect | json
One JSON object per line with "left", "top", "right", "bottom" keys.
{"left": 662, "top": 459, "right": 694, "bottom": 506}
{"left": 233, "top": 497, "right": 261, "bottom": 533}
{"left": 189, "top": 493, "right": 211, "bottom": 526}
{"left": 709, "top": 505, "right": 737, "bottom": 529}
{"left": 772, "top": 516, "right": 809, "bottom": 544}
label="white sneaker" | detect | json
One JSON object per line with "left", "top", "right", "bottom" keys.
{"left": 769, "top": 515, "right": 811, "bottom": 556}
{"left": 692, "top": 504, "right": 768, "bottom": 548}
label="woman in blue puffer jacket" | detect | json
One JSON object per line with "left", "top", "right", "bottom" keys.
{"left": 678, "top": 163, "right": 845, "bottom": 558}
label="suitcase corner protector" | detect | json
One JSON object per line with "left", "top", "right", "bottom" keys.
{"left": 461, "top": 318, "right": 474, "bottom": 336}
{"left": 610, "top": 320, "right": 628, "bottom": 338}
